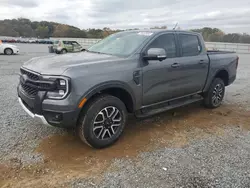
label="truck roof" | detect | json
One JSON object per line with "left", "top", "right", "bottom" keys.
{"left": 123, "top": 29, "right": 200, "bottom": 35}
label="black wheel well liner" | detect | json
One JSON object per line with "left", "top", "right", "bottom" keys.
{"left": 214, "top": 69, "right": 229, "bottom": 86}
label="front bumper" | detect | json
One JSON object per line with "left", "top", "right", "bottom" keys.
{"left": 17, "top": 84, "right": 80, "bottom": 128}
{"left": 18, "top": 97, "right": 50, "bottom": 126}
{"left": 13, "top": 48, "right": 20, "bottom": 54}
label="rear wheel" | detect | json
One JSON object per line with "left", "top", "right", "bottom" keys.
{"left": 203, "top": 78, "right": 225, "bottom": 108}
{"left": 61, "top": 49, "right": 67, "bottom": 54}
{"left": 4, "top": 48, "right": 13, "bottom": 55}
{"left": 77, "top": 95, "right": 127, "bottom": 148}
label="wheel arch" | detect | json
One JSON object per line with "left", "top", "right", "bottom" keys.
{"left": 78, "top": 81, "right": 136, "bottom": 114}
{"left": 4, "top": 47, "right": 13, "bottom": 54}
{"left": 214, "top": 69, "right": 229, "bottom": 86}
{"left": 204, "top": 68, "right": 229, "bottom": 92}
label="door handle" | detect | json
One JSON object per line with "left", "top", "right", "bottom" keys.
{"left": 171, "top": 63, "right": 180, "bottom": 68}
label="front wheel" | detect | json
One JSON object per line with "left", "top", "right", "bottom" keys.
{"left": 203, "top": 78, "right": 225, "bottom": 108}
{"left": 4, "top": 48, "right": 13, "bottom": 55}
{"left": 77, "top": 95, "right": 127, "bottom": 149}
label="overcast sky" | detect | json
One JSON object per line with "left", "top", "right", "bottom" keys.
{"left": 1, "top": 0, "right": 250, "bottom": 33}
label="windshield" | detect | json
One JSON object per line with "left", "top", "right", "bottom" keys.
{"left": 53, "top": 40, "right": 59, "bottom": 45}
{"left": 87, "top": 31, "right": 153, "bottom": 56}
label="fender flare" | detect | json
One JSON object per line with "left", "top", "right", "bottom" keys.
{"left": 79, "top": 81, "right": 136, "bottom": 111}
{"left": 204, "top": 68, "right": 229, "bottom": 91}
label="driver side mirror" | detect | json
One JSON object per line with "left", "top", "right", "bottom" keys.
{"left": 143, "top": 48, "right": 167, "bottom": 61}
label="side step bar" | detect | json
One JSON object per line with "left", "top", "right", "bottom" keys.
{"left": 135, "top": 95, "right": 203, "bottom": 118}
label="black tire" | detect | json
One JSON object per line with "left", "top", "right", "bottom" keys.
{"left": 203, "top": 78, "right": 225, "bottom": 108}
{"left": 61, "top": 49, "right": 67, "bottom": 54}
{"left": 77, "top": 95, "right": 127, "bottom": 149}
{"left": 4, "top": 48, "right": 13, "bottom": 55}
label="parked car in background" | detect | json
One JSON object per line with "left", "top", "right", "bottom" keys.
{"left": 0, "top": 43, "right": 19, "bottom": 55}
{"left": 53, "top": 40, "right": 84, "bottom": 54}
{"left": 28, "top": 39, "right": 38, "bottom": 43}
{"left": 7, "top": 39, "right": 16, "bottom": 43}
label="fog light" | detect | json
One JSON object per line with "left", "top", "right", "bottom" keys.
{"left": 44, "top": 111, "right": 63, "bottom": 123}
{"left": 52, "top": 113, "right": 62, "bottom": 121}
{"left": 59, "top": 90, "right": 65, "bottom": 95}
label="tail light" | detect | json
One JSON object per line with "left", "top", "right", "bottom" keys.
{"left": 236, "top": 56, "right": 239, "bottom": 69}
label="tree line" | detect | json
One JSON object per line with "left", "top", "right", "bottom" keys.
{"left": 1, "top": 18, "right": 250, "bottom": 43}
{"left": 0, "top": 18, "right": 121, "bottom": 39}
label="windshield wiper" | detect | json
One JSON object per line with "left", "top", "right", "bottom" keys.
{"left": 86, "top": 50, "right": 109, "bottom": 55}
{"left": 86, "top": 50, "right": 97, "bottom": 53}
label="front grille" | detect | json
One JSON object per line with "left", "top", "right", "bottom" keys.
{"left": 20, "top": 82, "right": 38, "bottom": 97}
{"left": 20, "top": 68, "right": 39, "bottom": 80}
{"left": 20, "top": 68, "right": 40, "bottom": 97}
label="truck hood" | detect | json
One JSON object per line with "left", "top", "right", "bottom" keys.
{"left": 22, "top": 51, "right": 123, "bottom": 75}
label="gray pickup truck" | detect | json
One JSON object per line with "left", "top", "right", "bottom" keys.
{"left": 18, "top": 30, "right": 238, "bottom": 148}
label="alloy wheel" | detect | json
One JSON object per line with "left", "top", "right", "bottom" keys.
{"left": 93, "top": 106, "right": 122, "bottom": 140}
{"left": 212, "top": 83, "right": 223, "bottom": 106}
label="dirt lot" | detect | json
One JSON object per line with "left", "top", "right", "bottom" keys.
{"left": 0, "top": 44, "right": 250, "bottom": 188}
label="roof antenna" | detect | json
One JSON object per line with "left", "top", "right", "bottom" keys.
{"left": 173, "top": 22, "right": 178, "bottom": 30}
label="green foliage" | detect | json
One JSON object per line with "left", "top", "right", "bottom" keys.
{"left": 0, "top": 18, "right": 87, "bottom": 38}
{"left": 35, "top": 25, "right": 49, "bottom": 38}
{"left": 191, "top": 27, "right": 250, "bottom": 43}
{"left": 0, "top": 18, "right": 250, "bottom": 43}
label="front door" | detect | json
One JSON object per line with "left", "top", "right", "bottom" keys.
{"left": 142, "top": 33, "right": 180, "bottom": 105}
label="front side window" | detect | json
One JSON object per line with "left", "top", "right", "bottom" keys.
{"left": 180, "top": 34, "right": 201, "bottom": 57}
{"left": 147, "top": 34, "right": 177, "bottom": 58}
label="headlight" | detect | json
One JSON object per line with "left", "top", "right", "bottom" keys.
{"left": 42, "top": 76, "right": 70, "bottom": 99}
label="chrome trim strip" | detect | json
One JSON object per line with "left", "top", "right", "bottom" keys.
{"left": 18, "top": 97, "right": 51, "bottom": 126}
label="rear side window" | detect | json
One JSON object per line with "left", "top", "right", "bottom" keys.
{"left": 179, "top": 34, "right": 201, "bottom": 56}
{"left": 63, "top": 41, "right": 70, "bottom": 44}
{"left": 147, "top": 34, "right": 177, "bottom": 58}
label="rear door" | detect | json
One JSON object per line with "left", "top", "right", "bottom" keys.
{"left": 63, "top": 41, "right": 73, "bottom": 52}
{"left": 175, "top": 33, "right": 209, "bottom": 95}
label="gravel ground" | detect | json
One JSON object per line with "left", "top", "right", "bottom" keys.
{"left": 0, "top": 44, "right": 250, "bottom": 188}
{"left": 0, "top": 44, "right": 62, "bottom": 164}
{"left": 72, "top": 128, "right": 250, "bottom": 188}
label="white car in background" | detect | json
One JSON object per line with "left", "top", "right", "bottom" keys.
{"left": 0, "top": 43, "right": 20, "bottom": 55}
